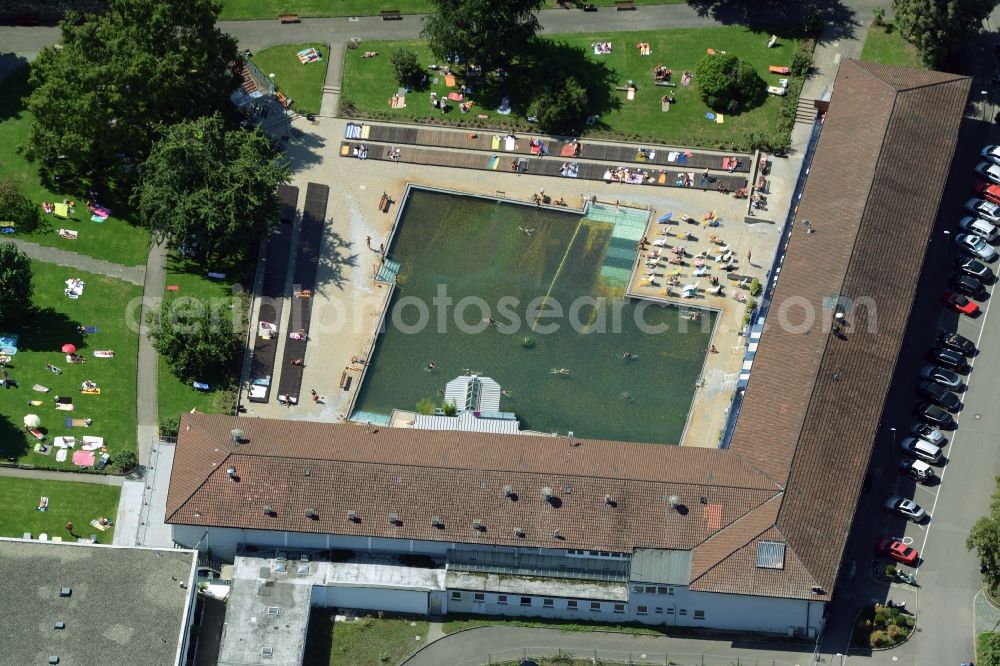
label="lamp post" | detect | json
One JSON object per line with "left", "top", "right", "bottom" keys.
{"left": 890, "top": 427, "right": 897, "bottom": 450}
{"left": 943, "top": 229, "right": 952, "bottom": 265}
{"left": 983, "top": 89, "right": 990, "bottom": 122}
{"left": 835, "top": 653, "right": 846, "bottom": 666}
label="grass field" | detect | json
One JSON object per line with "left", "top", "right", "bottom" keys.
{"left": 340, "top": 27, "right": 800, "bottom": 149}
{"left": 0, "top": 476, "right": 120, "bottom": 544}
{"left": 252, "top": 43, "right": 330, "bottom": 116}
{"left": 219, "top": 0, "right": 683, "bottom": 20}
{"left": 860, "top": 23, "right": 923, "bottom": 69}
{"left": 0, "top": 260, "right": 139, "bottom": 468}
{"left": 156, "top": 255, "right": 248, "bottom": 428}
{"left": 303, "top": 611, "right": 429, "bottom": 666}
{"left": 0, "top": 66, "right": 151, "bottom": 266}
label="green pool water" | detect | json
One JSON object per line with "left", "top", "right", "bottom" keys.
{"left": 352, "top": 189, "right": 715, "bottom": 444}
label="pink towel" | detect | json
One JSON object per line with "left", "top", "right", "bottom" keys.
{"left": 72, "top": 450, "right": 95, "bottom": 466}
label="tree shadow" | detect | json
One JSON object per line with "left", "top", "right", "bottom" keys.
{"left": 685, "top": 0, "right": 859, "bottom": 44}
{"left": 315, "top": 229, "right": 359, "bottom": 290}
{"left": 278, "top": 120, "right": 327, "bottom": 177}
{"left": 0, "top": 411, "right": 27, "bottom": 461}
{"left": 17, "top": 307, "right": 87, "bottom": 353}
{"left": 0, "top": 55, "right": 29, "bottom": 122}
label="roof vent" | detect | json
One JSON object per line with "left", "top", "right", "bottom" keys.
{"left": 513, "top": 527, "right": 525, "bottom": 538}
{"left": 48, "top": 658, "right": 59, "bottom": 665}
{"left": 226, "top": 466, "right": 237, "bottom": 480}
{"left": 303, "top": 469, "right": 311, "bottom": 477}
{"left": 263, "top": 505, "right": 274, "bottom": 516}
{"left": 305, "top": 508, "right": 317, "bottom": 519}
{"left": 699, "top": 496, "right": 708, "bottom": 505}
{"left": 668, "top": 495, "right": 680, "bottom": 509}
{"left": 266, "top": 606, "right": 280, "bottom": 616}
{"left": 604, "top": 494, "right": 616, "bottom": 507}
{"left": 542, "top": 486, "right": 553, "bottom": 500}
{"left": 811, "top": 586, "right": 825, "bottom": 595}
{"left": 261, "top": 646, "right": 273, "bottom": 658}
{"left": 503, "top": 484, "right": 513, "bottom": 497}
{"left": 389, "top": 512, "right": 402, "bottom": 525}
{"left": 553, "top": 529, "right": 561, "bottom": 539}
{"left": 347, "top": 510, "right": 359, "bottom": 522}
{"left": 230, "top": 429, "right": 245, "bottom": 445}
{"left": 431, "top": 516, "right": 444, "bottom": 528}
{"left": 59, "top": 587, "right": 72, "bottom": 597}
{"left": 53, "top": 622, "right": 65, "bottom": 630}
{"left": 473, "top": 519, "right": 484, "bottom": 531}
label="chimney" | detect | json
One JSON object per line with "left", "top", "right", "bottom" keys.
{"left": 263, "top": 504, "right": 273, "bottom": 516}
{"left": 542, "top": 486, "right": 553, "bottom": 501}
{"left": 553, "top": 529, "right": 561, "bottom": 539}
{"left": 305, "top": 508, "right": 317, "bottom": 519}
{"left": 513, "top": 527, "right": 525, "bottom": 538}
{"left": 503, "top": 484, "right": 514, "bottom": 498}
{"left": 668, "top": 495, "right": 680, "bottom": 509}
{"left": 473, "top": 519, "right": 484, "bottom": 531}
{"left": 604, "top": 494, "right": 614, "bottom": 506}
{"left": 347, "top": 510, "right": 359, "bottom": 522}
{"left": 389, "top": 512, "right": 401, "bottom": 525}
{"left": 226, "top": 466, "right": 237, "bottom": 481}
{"left": 431, "top": 516, "right": 444, "bottom": 528}
{"left": 230, "top": 429, "right": 245, "bottom": 446}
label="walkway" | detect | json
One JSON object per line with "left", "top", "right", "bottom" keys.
{"left": 402, "top": 626, "right": 816, "bottom": 666}
{"left": 0, "top": 465, "right": 122, "bottom": 486}
{"left": 8, "top": 237, "right": 145, "bottom": 285}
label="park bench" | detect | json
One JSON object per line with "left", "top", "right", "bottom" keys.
{"left": 277, "top": 14, "right": 300, "bottom": 23}
{"left": 615, "top": 0, "right": 636, "bottom": 9}
{"left": 380, "top": 9, "right": 402, "bottom": 20}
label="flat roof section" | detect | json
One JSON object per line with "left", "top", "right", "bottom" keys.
{"left": 0, "top": 538, "right": 196, "bottom": 666}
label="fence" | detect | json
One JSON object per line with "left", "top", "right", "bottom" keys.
{"left": 445, "top": 646, "right": 809, "bottom": 666}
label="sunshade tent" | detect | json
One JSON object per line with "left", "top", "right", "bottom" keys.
{"left": 23, "top": 414, "right": 40, "bottom": 428}
{"left": 61, "top": 343, "right": 76, "bottom": 353}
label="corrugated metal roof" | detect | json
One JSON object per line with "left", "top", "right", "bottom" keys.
{"left": 629, "top": 549, "right": 692, "bottom": 585}
{"left": 412, "top": 411, "right": 520, "bottom": 434}
{"left": 444, "top": 375, "right": 502, "bottom": 413}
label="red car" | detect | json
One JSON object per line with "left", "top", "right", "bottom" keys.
{"left": 876, "top": 538, "right": 919, "bottom": 565}
{"left": 943, "top": 291, "right": 980, "bottom": 316}
{"left": 974, "top": 179, "right": 1000, "bottom": 205}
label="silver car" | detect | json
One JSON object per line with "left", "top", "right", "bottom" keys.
{"left": 975, "top": 161, "right": 1000, "bottom": 185}
{"left": 884, "top": 496, "right": 927, "bottom": 522}
{"left": 900, "top": 437, "right": 943, "bottom": 463}
{"left": 910, "top": 422, "right": 947, "bottom": 446}
{"left": 965, "top": 198, "right": 1000, "bottom": 224}
{"left": 956, "top": 233, "right": 998, "bottom": 262}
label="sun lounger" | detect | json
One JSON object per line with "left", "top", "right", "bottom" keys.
{"left": 29, "top": 428, "right": 45, "bottom": 441}
{"left": 32, "top": 384, "right": 50, "bottom": 393}
{"left": 504, "top": 136, "right": 516, "bottom": 151}
{"left": 82, "top": 326, "right": 98, "bottom": 334}
{"left": 92, "top": 350, "right": 115, "bottom": 358}
{"left": 488, "top": 156, "right": 500, "bottom": 170}
{"left": 767, "top": 86, "right": 786, "bottom": 96}
{"left": 80, "top": 388, "right": 101, "bottom": 395}
{"left": 491, "top": 135, "right": 501, "bottom": 150}
{"left": 55, "top": 403, "right": 75, "bottom": 411}
{"left": 769, "top": 65, "right": 790, "bottom": 74}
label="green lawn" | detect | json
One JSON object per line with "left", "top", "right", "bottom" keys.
{"left": 442, "top": 614, "right": 664, "bottom": 636}
{"left": 252, "top": 43, "right": 330, "bottom": 116}
{"left": 156, "top": 255, "right": 247, "bottom": 428}
{"left": 340, "top": 27, "right": 801, "bottom": 149}
{"left": 303, "top": 611, "right": 429, "bottom": 666}
{"left": 0, "top": 476, "right": 121, "bottom": 544}
{"left": 0, "top": 66, "right": 151, "bottom": 266}
{"left": 860, "top": 23, "right": 923, "bottom": 69}
{"left": 0, "top": 260, "right": 139, "bottom": 468}
{"left": 220, "top": 0, "right": 682, "bottom": 20}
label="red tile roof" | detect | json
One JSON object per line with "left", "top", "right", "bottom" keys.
{"left": 167, "top": 61, "right": 970, "bottom": 602}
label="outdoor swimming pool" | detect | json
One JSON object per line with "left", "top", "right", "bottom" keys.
{"left": 351, "top": 188, "right": 716, "bottom": 444}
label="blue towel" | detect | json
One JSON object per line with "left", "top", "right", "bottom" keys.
{"left": 193, "top": 381, "right": 210, "bottom": 391}
{"left": 84, "top": 326, "right": 98, "bottom": 334}
{"left": 705, "top": 112, "right": 716, "bottom": 120}
{"left": 65, "top": 418, "right": 73, "bottom": 428}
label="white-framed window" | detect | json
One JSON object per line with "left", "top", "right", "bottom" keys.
{"left": 590, "top": 602, "right": 601, "bottom": 612}
{"left": 679, "top": 609, "right": 688, "bottom": 616}
{"left": 657, "top": 586, "right": 674, "bottom": 595}
{"left": 694, "top": 610, "right": 705, "bottom": 620}
{"left": 474, "top": 593, "right": 485, "bottom": 602}
{"left": 644, "top": 586, "right": 656, "bottom": 594}
{"left": 497, "top": 595, "right": 507, "bottom": 605}
{"left": 662, "top": 607, "right": 671, "bottom": 614}
{"left": 613, "top": 604, "right": 625, "bottom": 614}
{"left": 451, "top": 591, "right": 461, "bottom": 601}
{"left": 567, "top": 600, "right": 578, "bottom": 610}
{"left": 637, "top": 606, "right": 648, "bottom": 615}
{"left": 543, "top": 598, "right": 554, "bottom": 608}
{"left": 632, "top": 585, "right": 644, "bottom": 593}
{"left": 520, "top": 597, "right": 531, "bottom": 607}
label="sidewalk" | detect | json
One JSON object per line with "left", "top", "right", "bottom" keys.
{"left": 8, "top": 238, "right": 145, "bottom": 284}
{"left": 0, "top": 465, "right": 122, "bottom": 486}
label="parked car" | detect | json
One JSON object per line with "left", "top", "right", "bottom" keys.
{"left": 915, "top": 402, "right": 954, "bottom": 428}
{"left": 951, "top": 275, "right": 987, "bottom": 299}
{"left": 942, "top": 291, "right": 980, "bottom": 316}
{"left": 900, "top": 435, "right": 944, "bottom": 462}
{"left": 982, "top": 144, "right": 1000, "bottom": 165}
{"left": 938, "top": 331, "right": 976, "bottom": 356}
{"left": 959, "top": 216, "right": 999, "bottom": 242}
{"left": 956, "top": 233, "right": 998, "bottom": 262}
{"left": 919, "top": 365, "right": 963, "bottom": 391}
{"left": 899, "top": 457, "right": 937, "bottom": 483}
{"left": 972, "top": 180, "right": 1000, "bottom": 205}
{"left": 975, "top": 162, "right": 1000, "bottom": 185}
{"left": 911, "top": 422, "right": 947, "bottom": 446}
{"left": 884, "top": 496, "right": 928, "bottom": 522}
{"left": 965, "top": 197, "right": 1000, "bottom": 224}
{"left": 956, "top": 256, "right": 994, "bottom": 282}
{"left": 876, "top": 537, "right": 919, "bottom": 565}
{"left": 928, "top": 346, "right": 967, "bottom": 370}
{"left": 916, "top": 381, "right": 962, "bottom": 411}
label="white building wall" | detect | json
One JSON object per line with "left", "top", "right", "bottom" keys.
{"left": 311, "top": 586, "right": 429, "bottom": 614}
{"left": 446, "top": 589, "right": 629, "bottom": 622}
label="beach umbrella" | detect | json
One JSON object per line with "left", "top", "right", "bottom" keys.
{"left": 61, "top": 343, "right": 76, "bottom": 353}
{"left": 23, "top": 414, "right": 40, "bottom": 428}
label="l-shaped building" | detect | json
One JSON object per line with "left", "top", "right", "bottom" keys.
{"left": 166, "top": 61, "right": 971, "bottom": 638}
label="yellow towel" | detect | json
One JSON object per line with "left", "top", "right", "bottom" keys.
{"left": 716, "top": 113, "right": 725, "bottom": 124}
{"left": 361, "top": 125, "right": 371, "bottom": 138}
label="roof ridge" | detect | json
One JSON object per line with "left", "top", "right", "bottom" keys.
{"left": 688, "top": 493, "right": 783, "bottom": 583}
{"left": 165, "top": 414, "right": 234, "bottom": 523}
{"left": 848, "top": 59, "right": 971, "bottom": 91}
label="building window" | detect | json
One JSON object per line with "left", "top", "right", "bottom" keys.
{"left": 644, "top": 586, "right": 656, "bottom": 594}
{"left": 451, "top": 592, "right": 461, "bottom": 601}
{"left": 657, "top": 586, "right": 674, "bottom": 595}
{"left": 543, "top": 598, "right": 554, "bottom": 608}
{"left": 637, "top": 606, "right": 648, "bottom": 615}
{"left": 497, "top": 595, "right": 507, "bottom": 605}
{"left": 520, "top": 597, "right": 531, "bottom": 607}
{"left": 590, "top": 602, "right": 601, "bottom": 612}
{"left": 567, "top": 600, "right": 578, "bottom": 610}
{"left": 668, "top": 588, "right": 675, "bottom": 596}
{"left": 613, "top": 604, "right": 625, "bottom": 614}
{"left": 632, "top": 585, "right": 644, "bottom": 594}
{"left": 694, "top": 610, "right": 705, "bottom": 620}
{"left": 474, "top": 593, "right": 485, "bottom": 602}
{"left": 662, "top": 608, "right": 671, "bottom": 614}
{"left": 679, "top": 609, "right": 688, "bottom": 616}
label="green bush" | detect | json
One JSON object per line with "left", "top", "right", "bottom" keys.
{"left": 442, "top": 400, "right": 458, "bottom": 417}
{"left": 790, "top": 38, "right": 815, "bottom": 77}
{"left": 749, "top": 278, "right": 762, "bottom": 297}
{"left": 159, "top": 415, "right": 180, "bottom": 438}
{"left": 873, "top": 7, "right": 886, "bottom": 26}
{"left": 416, "top": 398, "right": 435, "bottom": 415}
{"left": 111, "top": 450, "right": 139, "bottom": 474}
{"left": 0, "top": 178, "right": 41, "bottom": 232}
{"left": 695, "top": 53, "right": 766, "bottom": 113}
{"left": 389, "top": 47, "right": 423, "bottom": 88}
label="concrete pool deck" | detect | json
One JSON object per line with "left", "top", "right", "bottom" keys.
{"left": 242, "top": 113, "right": 794, "bottom": 449}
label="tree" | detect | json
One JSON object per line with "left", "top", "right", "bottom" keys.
{"left": 893, "top": 0, "right": 998, "bottom": 68}
{"left": 134, "top": 114, "right": 289, "bottom": 263}
{"left": 390, "top": 48, "right": 424, "bottom": 88}
{"left": 695, "top": 53, "right": 767, "bottom": 113}
{"left": 111, "top": 450, "right": 139, "bottom": 474}
{"left": 422, "top": 0, "right": 543, "bottom": 72}
{"left": 967, "top": 474, "right": 1000, "bottom": 591}
{"left": 146, "top": 298, "right": 239, "bottom": 381}
{"left": 527, "top": 76, "right": 589, "bottom": 135}
{"left": 0, "top": 179, "right": 40, "bottom": 232}
{"left": 24, "top": 0, "right": 239, "bottom": 191}
{"left": 0, "top": 242, "right": 33, "bottom": 326}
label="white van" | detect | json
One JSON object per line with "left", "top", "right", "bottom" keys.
{"left": 959, "top": 216, "right": 999, "bottom": 242}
